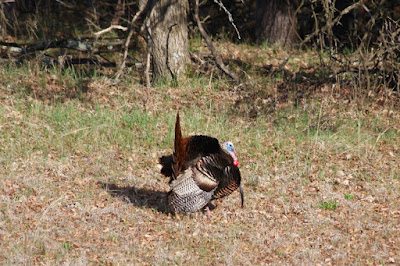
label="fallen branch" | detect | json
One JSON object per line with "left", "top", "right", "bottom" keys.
{"left": 0, "top": 37, "right": 127, "bottom": 55}
{"left": 0, "top": 39, "right": 135, "bottom": 68}
{"left": 1, "top": 39, "right": 92, "bottom": 54}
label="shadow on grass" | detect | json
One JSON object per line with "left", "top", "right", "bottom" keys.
{"left": 97, "top": 181, "right": 170, "bottom": 214}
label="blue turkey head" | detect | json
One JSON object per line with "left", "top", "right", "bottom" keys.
{"left": 222, "top": 141, "right": 239, "bottom": 166}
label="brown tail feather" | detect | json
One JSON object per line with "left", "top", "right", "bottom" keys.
{"left": 173, "top": 111, "right": 186, "bottom": 176}
{"left": 174, "top": 111, "right": 182, "bottom": 156}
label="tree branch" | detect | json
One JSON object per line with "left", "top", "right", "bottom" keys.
{"left": 212, "top": 0, "right": 241, "bottom": 40}
{"left": 94, "top": 25, "right": 128, "bottom": 37}
{"left": 115, "top": 6, "right": 147, "bottom": 80}
{"left": 194, "top": 0, "right": 241, "bottom": 85}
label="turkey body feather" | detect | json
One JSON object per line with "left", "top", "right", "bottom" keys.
{"left": 159, "top": 112, "right": 243, "bottom": 214}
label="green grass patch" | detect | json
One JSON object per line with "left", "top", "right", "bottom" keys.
{"left": 344, "top": 192, "right": 354, "bottom": 200}
{"left": 318, "top": 200, "right": 338, "bottom": 210}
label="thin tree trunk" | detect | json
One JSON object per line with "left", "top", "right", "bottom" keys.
{"left": 140, "top": 0, "right": 190, "bottom": 83}
{"left": 255, "top": 0, "right": 298, "bottom": 46}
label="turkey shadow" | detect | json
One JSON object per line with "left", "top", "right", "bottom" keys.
{"left": 97, "top": 181, "right": 169, "bottom": 214}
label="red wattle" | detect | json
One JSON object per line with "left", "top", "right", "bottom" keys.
{"left": 233, "top": 160, "right": 239, "bottom": 166}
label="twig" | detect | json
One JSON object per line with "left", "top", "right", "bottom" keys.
{"left": 368, "top": 127, "right": 393, "bottom": 157}
{"left": 60, "top": 127, "right": 91, "bottom": 138}
{"left": 94, "top": 25, "right": 128, "bottom": 37}
{"left": 303, "top": 1, "right": 361, "bottom": 46}
{"left": 189, "top": 50, "right": 204, "bottom": 65}
{"left": 194, "top": 0, "right": 241, "bottom": 84}
{"left": 115, "top": 6, "right": 147, "bottom": 80}
{"left": 276, "top": 1, "right": 362, "bottom": 72}
{"left": 55, "top": 0, "right": 75, "bottom": 9}
{"left": 212, "top": 0, "right": 241, "bottom": 40}
{"left": 55, "top": 0, "right": 97, "bottom": 19}
{"left": 39, "top": 194, "right": 67, "bottom": 222}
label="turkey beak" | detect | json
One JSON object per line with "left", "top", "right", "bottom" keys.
{"left": 239, "top": 185, "right": 244, "bottom": 207}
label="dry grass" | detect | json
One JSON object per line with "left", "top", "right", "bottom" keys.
{"left": 1, "top": 43, "right": 399, "bottom": 265}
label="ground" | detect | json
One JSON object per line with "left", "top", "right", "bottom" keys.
{"left": 0, "top": 42, "right": 399, "bottom": 264}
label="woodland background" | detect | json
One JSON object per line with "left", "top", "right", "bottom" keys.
{"left": 0, "top": 0, "right": 399, "bottom": 264}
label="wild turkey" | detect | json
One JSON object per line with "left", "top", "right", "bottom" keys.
{"left": 159, "top": 111, "right": 243, "bottom": 214}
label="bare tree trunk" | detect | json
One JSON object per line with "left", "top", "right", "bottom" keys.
{"left": 140, "top": 0, "right": 190, "bottom": 83}
{"left": 255, "top": 0, "right": 298, "bottom": 46}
